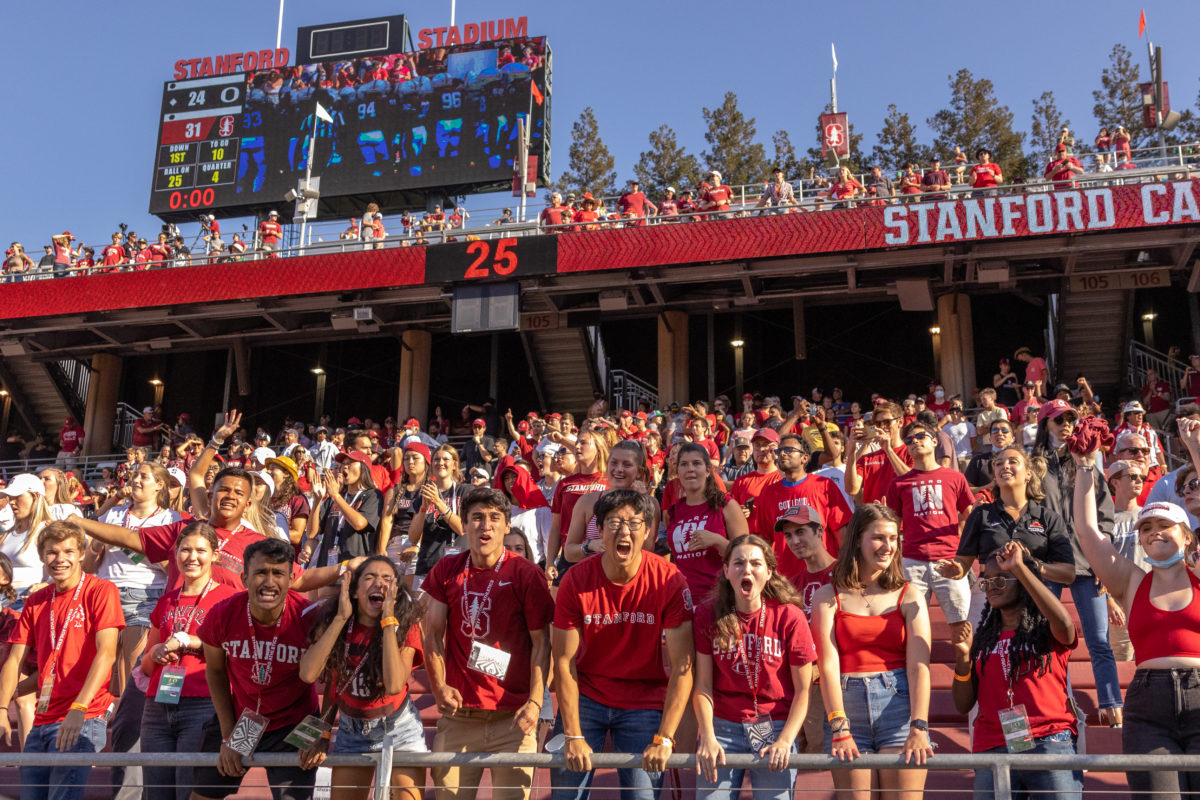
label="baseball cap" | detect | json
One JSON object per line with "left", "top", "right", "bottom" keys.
{"left": 469, "top": 466, "right": 490, "bottom": 480}
{"left": 775, "top": 504, "right": 824, "bottom": 531}
{"left": 517, "top": 421, "right": 530, "bottom": 432}
{"left": 1053, "top": 383, "right": 1072, "bottom": 396}
{"left": 265, "top": 456, "right": 299, "bottom": 482}
{"left": 166, "top": 467, "right": 188, "bottom": 487}
{"left": 334, "top": 451, "right": 373, "bottom": 468}
{"left": 347, "top": 416, "right": 362, "bottom": 426}
{"left": 403, "top": 441, "right": 431, "bottom": 465}
{"left": 268, "top": 210, "right": 279, "bottom": 217}
{"left": 254, "top": 470, "right": 276, "bottom": 497}
{"left": 733, "top": 438, "right": 752, "bottom": 449}
{"left": 1122, "top": 401, "right": 1145, "bottom": 414}
{"left": 546, "top": 412, "right": 562, "bottom": 420}
{"left": 1023, "top": 380, "right": 1037, "bottom": 388}
{"left": 1037, "top": 400, "right": 1076, "bottom": 423}
{"left": 751, "top": 428, "right": 780, "bottom": 444}
{"left": 635, "top": 411, "right": 648, "bottom": 420}
{"left": 619, "top": 409, "right": 633, "bottom": 418}
{"left": 1137, "top": 502, "right": 1189, "bottom": 529}
{"left": 0, "top": 474, "right": 44, "bottom": 497}
{"left": 404, "top": 417, "right": 420, "bottom": 428}
{"left": 1105, "top": 459, "right": 1141, "bottom": 481}
{"left": 1055, "top": 143, "right": 1067, "bottom": 152}
{"left": 472, "top": 418, "right": 486, "bottom": 427}
{"left": 142, "top": 406, "right": 154, "bottom": 414}
{"left": 252, "top": 446, "right": 276, "bottom": 465}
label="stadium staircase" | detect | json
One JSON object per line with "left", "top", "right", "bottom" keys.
{"left": 1055, "top": 289, "right": 1135, "bottom": 398}
{"left": 523, "top": 326, "right": 604, "bottom": 417}
{"left": 0, "top": 353, "right": 82, "bottom": 436}
{"left": 0, "top": 591, "right": 1136, "bottom": 799}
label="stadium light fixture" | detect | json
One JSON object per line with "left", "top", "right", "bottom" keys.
{"left": 929, "top": 326, "right": 941, "bottom": 335}
{"left": 311, "top": 366, "right": 325, "bottom": 375}
{"left": 1142, "top": 312, "right": 1157, "bottom": 321}
{"left": 730, "top": 339, "right": 745, "bottom": 348}
{"left": 149, "top": 378, "right": 163, "bottom": 386}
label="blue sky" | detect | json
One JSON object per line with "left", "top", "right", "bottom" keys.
{"left": 3, "top": 0, "right": 1197, "bottom": 250}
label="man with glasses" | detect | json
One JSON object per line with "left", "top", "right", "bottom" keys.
{"left": 1104, "top": 459, "right": 1146, "bottom": 662}
{"left": 844, "top": 401, "right": 912, "bottom": 505}
{"left": 1111, "top": 431, "right": 1161, "bottom": 506}
{"left": 751, "top": 434, "right": 851, "bottom": 568}
{"left": 964, "top": 420, "right": 1017, "bottom": 493}
{"left": 886, "top": 420, "right": 975, "bottom": 639}
{"left": 551, "top": 489, "right": 694, "bottom": 800}
{"left": 938, "top": 401, "right": 977, "bottom": 471}
{"left": 1145, "top": 405, "right": 1200, "bottom": 528}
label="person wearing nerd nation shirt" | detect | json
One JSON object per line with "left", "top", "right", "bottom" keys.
{"left": 191, "top": 538, "right": 326, "bottom": 800}
{"left": 551, "top": 489, "right": 694, "bottom": 800}
{"left": 0, "top": 520, "right": 123, "bottom": 800}
{"left": 422, "top": 487, "right": 553, "bottom": 800}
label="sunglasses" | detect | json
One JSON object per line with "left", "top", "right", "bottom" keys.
{"left": 978, "top": 575, "right": 1015, "bottom": 591}
{"left": 1120, "top": 447, "right": 1150, "bottom": 456}
{"left": 902, "top": 432, "right": 931, "bottom": 444}
{"left": 777, "top": 446, "right": 804, "bottom": 455}
{"left": 990, "top": 427, "right": 1013, "bottom": 435}
{"left": 1184, "top": 478, "right": 1200, "bottom": 495}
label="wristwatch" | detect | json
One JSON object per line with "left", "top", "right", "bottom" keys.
{"left": 909, "top": 719, "right": 929, "bottom": 732}
{"left": 581, "top": 539, "right": 593, "bottom": 556}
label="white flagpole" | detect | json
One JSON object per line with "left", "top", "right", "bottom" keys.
{"left": 276, "top": 0, "right": 285, "bottom": 50}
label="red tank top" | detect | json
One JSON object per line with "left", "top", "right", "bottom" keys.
{"left": 834, "top": 583, "right": 909, "bottom": 673}
{"left": 1128, "top": 569, "right": 1200, "bottom": 663}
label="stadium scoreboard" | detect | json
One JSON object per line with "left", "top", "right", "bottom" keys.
{"left": 149, "top": 15, "right": 551, "bottom": 222}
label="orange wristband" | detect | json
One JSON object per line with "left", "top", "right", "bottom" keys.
{"left": 380, "top": 616, "right": 399, "bottom": 628}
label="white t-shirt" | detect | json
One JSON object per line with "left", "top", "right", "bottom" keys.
{"left": 0, "top": 523, "right": 46, "bottom": 590}
{"left": 49, "top": 503, "right": 83, "bottom": 521}
{"left": 511, "top": 506, "right": 552, "bottom": 563}
{"left": 813, "top": 464, "right": 856, "bottom": 508}
{"left": 1021, "top": 423, "right": 1038, "bottom": 449}
{"left": 97, "top": 505, "right": 180, "bottom": 591}
{"left": 944, "top": 420, "right": 977, "bottom": 458}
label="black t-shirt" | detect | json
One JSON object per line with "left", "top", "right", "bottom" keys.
{"left": 958, "top": 499, "right": 1075, "bottom": 569}
{"left": 414, "top": 482, "right": 470, "bottom": 577}
{"left": 387, "top": 484, "right": 423, "bottom": 540}
{"left": 312, "top": 488, "right": 383, "bottom": 566}
{"left": 460, "top": 436, "right": 494, "bottom": 473}
{"left": 963, "top": 454, "right": 992, "bottom": 488}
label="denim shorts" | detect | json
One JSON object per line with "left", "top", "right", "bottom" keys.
{"left": 332, "top": 698, "right": 429, "bottom": 754}
{"left": 824, "top": 668, "right": 911, "bottom": 753}
{"left": 119, "top": 585, "right": 159, "bottom": 629}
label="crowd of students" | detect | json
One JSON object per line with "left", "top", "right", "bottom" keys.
{"left": 3, "top": 355, "right": 1200, "bottom": 800}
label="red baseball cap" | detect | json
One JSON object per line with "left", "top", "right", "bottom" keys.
{"left": 472, "top": 418, "right": 486, "bottom": 427}
{"left": 334, "top": 450, "right": 373, "bottom": 468}
{"left": 517, "top": 421, "right": 530, "bottom": 432}
{"left": 1037, "top": 399, "right": 1077, "bottom": 423}
{"left": 751, "top": 428, "right": 780, "bottom": 444}
{"left": 546, "top": 412, "right": 562, "bottom": 420}
{"left": 403, "top": 441, "right": 431, "bottom": 465}
{"left": 1055, "top": 143, "right": 1067, "bottom": 152}
{"left": 635, "top": 411, "right": 648, "bottom": 420}
{"left": 404, "top": 417, "right": 420, "bottom": 428}
{"left": 775, "top": 504, "right": 824, "bottom": 530}
{"left": 619, "top": 409, "right": 633, "bottom": 418}
{"left": 347, "top": 416, "right": 362, "bottom": 425}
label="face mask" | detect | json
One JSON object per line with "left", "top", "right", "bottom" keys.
{"left": 1145, "top": 547, "right": 1186, "bottom": 569}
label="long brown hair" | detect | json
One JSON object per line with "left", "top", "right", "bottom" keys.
{"left": 130, "top": 461, "right": 173, "bottom": 510}
{"left": 39, "top": 468, "right": 74, "bottom": 505}
{"left": 832, "top": 504, "right": 905, "bottom": 591}
{"left": 995, "top": 447, "right": 1046, "bottom": 502}
{"left": 710, "top": 535, "right": 804, "bottom": 650}
{"left": 674, "top": 442, "right": 724, "bottom": 510}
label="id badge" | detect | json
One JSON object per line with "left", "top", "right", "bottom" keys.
{"left": 998, "top": 704, "right": 1034, "bottom": 753}
{"left": 154, "top": 665, "right": 187, "bottom": 705}
{"left": 467, "top": 641, "right": 511, "bottom": 680}
{"left": 285, "top": 714, "right": 332, "bottom": 749}
{"left": 743, "top": 713, "right": 777, "bottom": 751}
{"left": 227, "top": 710, "right": 269, "bottom": 757}
{"left": 36, "top": 674, "right": 54, "bottom": 714}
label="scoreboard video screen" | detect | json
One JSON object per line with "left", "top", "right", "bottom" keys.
{"left": 149, "top": 36, "right": 551, "bottom": 220}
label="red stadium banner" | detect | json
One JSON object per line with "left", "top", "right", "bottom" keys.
{"left": 1, "top": 180, "right": 1197, "bottom": 322}
{"left": 820, "top": 112, "right": 850, "bottom": 157}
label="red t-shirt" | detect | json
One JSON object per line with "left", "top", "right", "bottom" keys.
{"left": 14, "top": 576, "right": 125, "bottom": 725}
{"left": 554, "top": 552, "right": 693, "bottom": 710}
{"left": 197, "top": 591, "right": 320, "bottom": 731}
{"left": 666, "top": 499, "right": 729, "bottom": 600}
{"left": 855, "top": 444, "right": 913, "bottom": 505}
{"left": 551, "top": 473, "right": 609, "bottom": 540}
{"left": 1143, "top": 380, "right": 1172, "bottom": 413}
{"left": 332, "top": 620, "right": 424, "bottom": 717}
{"left": 146, "top": 582, "right": 240, "bottom": 698}
{"left": 731, "top": 470, "right": 781, "bottom": 511}
{"left": 423, "top": 550, "right": 553, "bottom": 711}
{"left": 59, "top": 424, "right": 83, "bottom": 453}
{"left": 973, "top": 630, "right": 1076, "bottom": 752}
{"left": 259, "top": 220, "right": 283, "bottom": 244}
{"left": 618, "top": 191, "right": 648, "bottom": 217}
{"left": 786, "top": 562, "right": 834, "bottom": 621}
{"left": 140, "top": 521, "right": 296, "bottom": 592}
{"left": 1043, "top": 157, "right": 1082, "bottom": 186}
{"left": 101, "top": 245, "right": 125, "bottom": 268}
{"left": 885, "top": 467, "right": 974, "bottom": 560}
{"left": 540, "top": 206, "right": 569, "bottom": 227}
{"left": 752, "top": 475, "right": 851, "bottom": 570}
{"left": 646, "top": 450, "right": 666, "bottom": 475}
{"left": 703, "top": 185, "right": 734, "bottom": 211}
{"left": 693, "top": 600, "right": 816, "bottom": 722}
{"left": 971, "top": 163, "right": 1001, "bottom": 188}
{"left": 1024, "top": 357, "right": 1048, "bottom": 382}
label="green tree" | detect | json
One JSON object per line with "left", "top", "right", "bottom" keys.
{"left": 701, "top": 91, "right": 769, "bottom": 186}
{"left": 869, "top": 104, "right": 930, "bottom": 174}
{"left": 1092, "top": 43, "right": 1147, "bottom": 148}
{"left": 771, "top": 129, "right": 804, "bottom": 181}
{"left": 927, "top": 69, "right": 1026, "bottom": 180}
{"left": 1029, "top": 91, "right": 1070, "bottom": 158}
{"left": 633, "top": 124, "right": 700, "bottom": 197}
{"left": 556, "top": 106, "right": 617, "bottom": 198}
{"left": 806, "top": 103, "right": 864, "bottom": 176}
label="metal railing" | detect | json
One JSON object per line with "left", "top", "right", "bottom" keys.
{"left": 0, "top": 451, "right": 124, "bottom": 481}
{"left": 4, "top": 749, "right": 1199, "bottom": 800}
{"left": 1129, "top": 339, "right": 1188, "bottom": 398}
{"left": 610, "top": 369, "right": 658, "bottom": 411}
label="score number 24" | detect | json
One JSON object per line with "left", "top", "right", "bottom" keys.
{"left": 464, "top": 238, "right": 519, "bottom": 278}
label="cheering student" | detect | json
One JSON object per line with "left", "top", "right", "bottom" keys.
{"left": 422, "top": 487, "right": 553, "bottom": 800}
{"left": 0, "top": 520, "right": 124, "bottom": 800}
{"left": 192, "top": 538, "right": 327, "bottom": 800}
{"left": 299, "top": 556, "right": 426, "bottom": 800}
{"left": 377, "top": 441, "right": 432, "bottom": 565}
{"left": 409, "top": 444, "right": 469, "bottom": 591}
{"left": 811, "top": 504, "right": 934, "bottom": 799}
{"left": 562, "top": 440, "right": 658, "bottom": 564}
{"left": 665, "top": 442, "right": 748, "bottom": 599}
{"left": 544, "top": 430, "right": 610, "bottom": 582}
{"left": 551, "top": 488, "right": 695, "bottom": 800}
{"left": 952, "top": 542, "right": 1081, "bottom": 798}
{"left": 693, "top": 534, "right": 816, "bottom": 799}
{"left": 140, "top": 522, "right": 238, "bottom": 800}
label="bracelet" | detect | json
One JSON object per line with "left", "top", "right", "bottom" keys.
{"left": 380, "top": 616, "right": 399, "bottom": 628}
{"left": 208, "top": 439, "right": 224, "bottom": 450}
{"left": 70, "top": 702, "right": 88, "bottom": 712}
{"left": 954, "top": 671, "right": 973, "bottom": 683}
{"left": 525, "top": 699, "right": 543, "bottom": 710}
{"left": 832, "top": 734, "right": 854, "bottom": 743}
{"left": 564, "top": 734, "right": 586, "bottom": 740}
{"left": 827, "top": 710, "right": 848, "bottom": 723}
{"left": 320, "top": 729, "right": 332, "bottom": 740}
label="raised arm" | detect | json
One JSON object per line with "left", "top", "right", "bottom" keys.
{"left": 1070, "top": 448, "right": 1137, "bottom": 600}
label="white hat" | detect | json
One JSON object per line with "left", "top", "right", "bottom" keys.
{"left": 1122, "top": 401, "right": 1145, "bottom": 414}
{"left": 0, "top": 474, "right": 44, "bottom": 497}
{"left": 268, "top": 210, "right": 279, "bottom": 216}
{"left": 142, "top": 406, "right": 154, "bottom": 414}
{"left": 166, "top": 467, "right": 187, "bottom": 486}
{"left": 709, "top": 170, "right": 721, "bottom": 180}
{"left": 255, "top": 470, "right": 276, "bottom": 496}
{"left": 1137, "top": 502, "right": 1189, "bottom": 528}
{"left": 252, "top": 446, "right": 276, "bottom": 466}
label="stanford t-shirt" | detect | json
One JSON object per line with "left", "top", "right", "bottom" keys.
{"left": 197, "top": 590, "right": 320, "bottom": 731}
{"left": 551, "top": 473, "right": 609, "bottom": 541}
{"left": 666, "top": 499, "right": 729, "bottom": 600}
{"left": 973, "top": 630, "right": 1076, "bottom": 752}
{"left": 693, "top": 600, "right": 816, "bottom": 722}
{"left": 14, "top": 575, "right": 125, "bottom": 725}
{"left": 786, "top": 562, "right": 834, "bottom": 621}
{"left": 423, "top": 550, "right": 553, "bottom": 711}
{"left": 554, "top": 552, "right": 693, "bottom": 710}
{"left": 752, "top": 475, "right": 852, "bottom": 573}
{"left": 146, "top": 582, "right": 240, "bottom": 699}
{"left": 332, "top": 620, "right": 424, "bottom": 718}
{"left": 885, "top": 467, "right": 974, "bottom": 560}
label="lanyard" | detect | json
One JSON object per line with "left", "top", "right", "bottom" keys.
{"left": 245, "top": 596, "right": 284, "bottom": 708}
{"left": 173, "top": 579, "right": 214, "bottom": 635}
{"left": 334, "top": 490, "right": 365, "bottom": 531}
{"left": 215, "top": 524, "right": 245, "bottom": 553}
{"left": 122, "top": 506, "right": 163, "bottom": 529}
{"left": 734, "top": 604, "right": 767, "bottom": 718}
{"left": 47, "top": 575, "right": 87, "bottom": 679}
{"left": 337, "top": 617, "right": 370, "bottom": 697}
{"left": 462, "top": 550, "right": 507, "bottom": 641}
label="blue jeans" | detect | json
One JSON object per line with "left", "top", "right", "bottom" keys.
{"left": 824, "top": 668, "right": 911, "bottom": 753}
{"left": 972, "top": 729, "right": 1082, "bottom": 799}
{"left": 550, "top": 693, "right": 664, "bottom": 800}
{"left": 696, "top": 716, "right": 795, "bottom": 800}
{"left": 20, "top": 716, "right": 107, "bottom": 800}
{"left": 1050, "top": 575, "right": 1123, "bottom": 710}
{"left": 141, "top": 696, "right": 217, "bottom": 800}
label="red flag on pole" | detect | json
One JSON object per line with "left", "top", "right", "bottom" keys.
{"left": 1138, "top": 9, "right": 1146, "bottom": 37}
{"left": 531, "top": 81, "right": 545, "bottom": 106}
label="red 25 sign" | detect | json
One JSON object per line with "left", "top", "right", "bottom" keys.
{"left": 425, "top": 235, "right": 557, "bottom": 284}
